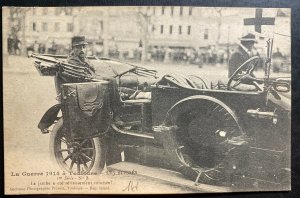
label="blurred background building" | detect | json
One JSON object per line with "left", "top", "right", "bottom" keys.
{"left": 4, "top": 6, "right": 290, "bottom": 68}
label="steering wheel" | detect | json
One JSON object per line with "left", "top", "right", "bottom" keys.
{"left": 227, "top": 56, "right": 261, "bottom": 91}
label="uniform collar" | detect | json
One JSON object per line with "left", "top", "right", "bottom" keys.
{"left": 239, "top": 44, "right": 250, "bottom": 55}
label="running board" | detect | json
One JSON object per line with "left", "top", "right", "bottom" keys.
{"left": 111, "top": 124, "right": 154, "bottom": 139}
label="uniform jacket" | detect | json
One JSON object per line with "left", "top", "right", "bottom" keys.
{"left": 228, "top": 45, "right": 250, "bottom": 78}
{"left": 54, "top": 52, "right": 96, "bottom": 101}
{"left": 67, "top": 52, "right": 95, "bottom": 74}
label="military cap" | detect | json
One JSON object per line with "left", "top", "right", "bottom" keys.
{"left": 240, "top": 33, "right": 257, "bottom": 42}
{"left": 71, "top": 36, "right": 88, "bottom": 46}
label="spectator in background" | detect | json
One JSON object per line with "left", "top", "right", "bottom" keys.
{"left": 7, "top": 35, "right": 14, "bottom": 55}
{"left": 211, "top": 46, "right": 217, "bottom": 64}
{"left": 51, "top": 40, "right": 57, "bottom": 54}
{"left": 272, "top": 48, "right": 285, "bottom": 73}
{"left": 273, "top": 48, "right": 284, "bottom": 59}
{"left": 39, "top": 43, "right": 46, "bottom": 54}
{"left": 33, "top": 40, "right": 39, "bottom": 53}
{"left": 15, "top": 38, "right": 22, "bottom": 55}
{"left": 11, "top": 37, "right": 16, "bottom": 55}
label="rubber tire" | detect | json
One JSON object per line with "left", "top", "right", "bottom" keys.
{"left": 164, "top": 96, "right": 244, "bottom": 186}
{"left": 49, "top": 118, "right": 106, "bottom": 174}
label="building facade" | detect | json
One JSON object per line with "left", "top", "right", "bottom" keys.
{"left": 19, "top": 7, "right": 290, "bottom": 58}
{"left": 25, "top": 7, "right": 76, "bottom": 46}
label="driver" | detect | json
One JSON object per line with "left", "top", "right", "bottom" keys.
{"left": 228, "top": 33, "right": 257, "bottom": 78}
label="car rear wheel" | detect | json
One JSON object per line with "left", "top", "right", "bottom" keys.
{"left": 166, "top": 97, "right": 246, "bottom": 186}
{"left": 49, "top": 118, "right": 106, "bottom": 174}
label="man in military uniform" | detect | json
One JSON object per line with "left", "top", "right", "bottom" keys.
{"left": 39, "top": 36, "right": 98, "bottom": 133}
{"left": 67, "top": 36, "right": 95, "bottom": 73}
{"left": 228, "top": 33, "right": 257, "bottom": 78}
{"left": 55, "top": 36, "right": 96, "bottom": 98}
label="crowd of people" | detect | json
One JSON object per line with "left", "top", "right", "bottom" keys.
{"left": 7, "top": 35, "right": 22, "bottom": 55}
{"left": 107, "top": 45, "right": 233, "bottom": 67}
{"left": 8, "top": 36, "right": 289, "bottom": 74}
{"left": 8, "top": 36, "right": 232, "bottom": 67}
{"left": 7, "top": 37, "right": 70, "bottom": 56}
{"left": 26, "top": 40, "right": 70, "bottom": 55}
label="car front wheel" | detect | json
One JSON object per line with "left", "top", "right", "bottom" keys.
{"left": 49, "top": 118, "right": 106, "bottom": 174}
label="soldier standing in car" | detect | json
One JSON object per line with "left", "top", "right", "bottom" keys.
{"left": 228, "top": 33, "right": 257, "bottom": 78}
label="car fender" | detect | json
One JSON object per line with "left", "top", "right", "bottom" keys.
{"left": 38, "top": 104, "right": 61, "bottom": 131}
{"left": 158, "top": 95, "right": 248, "bottom": 185}
{"left": 163, "top": 95, "right": 242, "bottom": 132}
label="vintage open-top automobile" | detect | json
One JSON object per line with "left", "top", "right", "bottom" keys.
{"left": 31, "top": 39, "right": 291, "bottom": 190}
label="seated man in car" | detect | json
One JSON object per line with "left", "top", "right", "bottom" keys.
{"left": 54, "top": 36, "right": 96, "bottom": 102}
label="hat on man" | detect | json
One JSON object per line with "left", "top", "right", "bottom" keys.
{"left": 240, "top": 33, "right": 257, "bottom": 42}
{"left": 71, "top": 36, "right": 88, "bottom": 46}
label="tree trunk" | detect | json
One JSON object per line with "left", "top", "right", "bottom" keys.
{"left": 21, "top": 11, "right": 27, "bottom": 56}
{"left": 103, "top": 9, "right": 109, "bottom": 57}
{"left": 216, "top": 17, "right": 222, "bottom": 51}
{"left": 215, "top": 8, "right": 222, "bottom": 51}
{"left": 141, "top": 37, "right": 148, "bottom": 63}
{"left": 141, "top": 17, "right": 148, "bottom": 63}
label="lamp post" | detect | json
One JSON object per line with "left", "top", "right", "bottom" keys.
{"left": 227, "top": 25, "right": 230, "bottom": 61}
{"left": 102, "top": 8, "right": 110, "bottom": 57}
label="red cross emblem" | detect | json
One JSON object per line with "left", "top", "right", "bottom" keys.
{"left": 244, "top": 8, "right": 275, "bottom": 33}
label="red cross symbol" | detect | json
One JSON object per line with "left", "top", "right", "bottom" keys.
{"left": 244, "top": 8, "right": 275, "bottom": 33}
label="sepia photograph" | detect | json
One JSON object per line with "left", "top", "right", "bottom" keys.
{"left": 3, "top": 6, "right": 291, "bottom": 194}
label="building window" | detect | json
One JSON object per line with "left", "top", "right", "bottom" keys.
{"left": 160, "top": 25, "right": 164, "bottom": 34}
{"left": 187, "top": 25, "right": 191, "bottom": 35}
{"left": 42, "top": 22, "right": 48, "bottom": 31}
{"left": 179, "top": 25, "right": 182, "bottom": 34}
{"left": 189, "top": 7, "right": 192, "bottom": 15}
{"left": 152, "top": 25, "right": 155, "bottom": 32}
{"left": 169, "top": 25, "right": 173, "bottom": 34}
{"left": 171, "top": 7, "right": 174, "bottom": 16}
{"left": 55, "top": 22, "right": 60, "bottom": 32}
{"left": 32, "top": 22, "right": 36, "bottom": 31}
{"left": 55, "top": 8, "right": 62, "bottom": 15}
{"left": 65, "top": 8, "right": 72, "bottom": 15}
{"left": 180, "top": 7, "right": 183, "bottom": 15}
{"left": 99, "top": 21, "right": 103, "bottom": 31}
{"left": 67, "top": 23, "right": 74, "bottom": 32}
{"left": 204, "top": 29, "right": 209, "bottom": 39}
{"left": 42, "top": 8, "right": 48, "bottom": 15}
{"left": 162, "top": 7, "right": 165, "bottom": 15}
